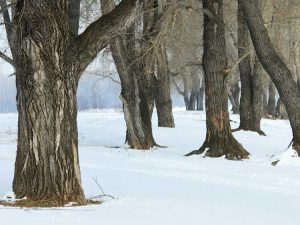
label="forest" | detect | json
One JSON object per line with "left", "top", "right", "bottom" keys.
{"left": 0, "top": 0, "right": 300, "bottom": 225}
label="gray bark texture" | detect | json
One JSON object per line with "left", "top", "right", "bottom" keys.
{"left": 239, "top": 0, "right": 300, "bottom": 155}
{"left": 12, "top": 0, "right": 138, "bottom": 205}
{"left": 186, "top": 0, "right": 249, "bottom": 160}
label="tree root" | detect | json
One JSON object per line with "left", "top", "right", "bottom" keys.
{"left": 232, "top": 127, "right": 266, "bottom": 136}
{"left": 185, "top": 138, "right": 250, "bottom": 160}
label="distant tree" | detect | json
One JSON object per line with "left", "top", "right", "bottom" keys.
{"left": 186, "top": 0, "right": 249, "bottom": 159}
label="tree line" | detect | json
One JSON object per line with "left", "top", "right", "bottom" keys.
{"left": 0, "top": 0, "right": 299, "bottom": 206}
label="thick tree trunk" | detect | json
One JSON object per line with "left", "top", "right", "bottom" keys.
{"left": 186, "top": 0, "right": 249, "bottom": 160}
{"left": 12, "top": 2, "right": 85, "bottom": 205}
{"left": 11, "top": 0, "right": 138, "bottom": 205}
{"left": 267, "top": 82, "right": 276, "bottom": 117}
{"left": 239, "top": 0, "right": 300, "bottom": 155}
{"left": 236, "top": 4, "right": 265, "bottom": 135}
{"left": 155, "top": 43, "right": 175, "bottom": 128}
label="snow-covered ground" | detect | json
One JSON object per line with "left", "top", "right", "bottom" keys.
{"left": 0, "top": 109, "right": 299, "bottom": 225}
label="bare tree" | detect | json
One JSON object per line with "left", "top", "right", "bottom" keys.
{"left": 234, "top": 3, "right": 265, "bottom": 135}
{"left": 12, "top": 0, "right": 138, "bottom": 205}
{"left": 239, "top": 0, "right": 300, "bottom": 155}
{"left": 186, "top": 0, "right": 249, "bottom": 160}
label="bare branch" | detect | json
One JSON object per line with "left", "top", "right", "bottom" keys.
{"left": 0, "top": 50, "right": 15, "bottom": 67}
{"left": 75, "top": 0, "right": 139, "bottom": 74}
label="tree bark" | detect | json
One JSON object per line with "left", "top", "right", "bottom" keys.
{"left": 267, "top": 82, "right": 276, "bottom": 117}
{"left": 197, "top": 76, "right": 205, "bottom": 111}
{"left": 12, "top": 0, "right": 139, "bottom": 205}
{"left": 101, "top": 0, "right": 157, "bottom": 149}
{"left": 13, "top": 1, "right": 84, "bottom": 205}
{"left": 228, "top": 82, "right": 240, "bottom": 114}
{"left": 154, "top": 43, "right": 175, "bottom": 128}
{"left": 239, "top": 0, "right": 300, "bottom": 155}
{"left": 235, "top": 3, "right": 265, "bottom": 135}
{"left": 186, "top": 0, "right": 249, "bottom": 160}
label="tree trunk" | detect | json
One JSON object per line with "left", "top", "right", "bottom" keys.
{"left": 101, "top": 0, "right": 156, "bottom": 149}
{"left": 12, "top": 2, "right": 84, "bottom": 205}
{"left": 186, "top": 0, "right": 249, "bottom": 160}
{"left": 276, "top": 98, "right": 288, "bottom": 120}
{"left": 267, "top": 82, "right": 276, "bottom": 117}
{"left": 11, "top": 0, "right": 138, "bottom": 204}
{"left": 228, "top": 82, "right": 240, "bottom": 114}
{"left": 197, "top": 76, "right": 205, "bottom": 111}
{"left": 239, "top": 0, "right": 300, "bottom": 155}
{"left": 235, "top": 4, "right": 265, "bottom": 135}
{"left": 231, "top": 82, "right": 240, "bottom": 114}
{"left": 155, "top": 43, "right": 175, "bottom": 128}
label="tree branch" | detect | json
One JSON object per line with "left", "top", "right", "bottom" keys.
{"left": 0, "top": 50, "right": 15, "bottom": 67}
{"left": 75, "top": 0, "right": 139, "bottom": 74}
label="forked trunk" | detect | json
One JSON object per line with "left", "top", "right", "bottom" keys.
{"left": 236, "top": 4, "right": 265, "bottom": 135}
{"left": 186, "top": 0, "right": 249, "bottom": 160}
{"left": 100, "top": 0, "right": 156, "bottom": 149}
{"left": 239, "top": 0, "right": 300, "bottom": 155}
{"left": 121, "top": 74, "right": 156, "bottom": 149}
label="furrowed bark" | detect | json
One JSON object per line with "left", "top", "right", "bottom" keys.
{"left": 186, "top": 0, "right": 249, "bottom": 160}
{"left": 13, "top": 1, "right": 84, "bottom": 205}
{"left": 236, "top": 3, "right": 265, "bottom": 135}
{"left": 12, "top": 0, "right": 139, "bottom": 205}
{"left": 155, "top": 42, "right": 175, "bottom": 128}
{"left": 239, "top": 0, "right": 300, "bottom": 155}
{"left": 101, "top": 0, "right": 156, "bottom": 149}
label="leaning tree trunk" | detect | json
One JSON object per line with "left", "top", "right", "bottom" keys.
{"left": 12, "top": 2, "right": 84, "bottom": 205}
{"left": 235, "top": 4, "right": 265, "bottom": 135}
{"left": 101, "top": 0, "right": 156, "bottom": 149}
{"left": 239, "top": 0, "right": 300, "bottom": 155}
{"left": 185, "top": 0, "right": 249, "bottom": 160}
{"left": 154, "top": 42, "right": 175, "bottom": 128}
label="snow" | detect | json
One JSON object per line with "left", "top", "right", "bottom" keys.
{"left": 0, "top": 109, "right": 300, "bottom": 225}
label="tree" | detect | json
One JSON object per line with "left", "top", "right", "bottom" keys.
{"left": 185, "top": 0, "right": 249, "bottom": 160}
{"left": 100, "top": 0, "right": 158, "bottom": 149}
{"left": 234, "top": 3, "right": 265, "bottom": 135}
{"left": 12, "top": 0, "right": 138, "bottom": 205}
{"left": 239, "top": 0, "right": 300, "bottom": 155}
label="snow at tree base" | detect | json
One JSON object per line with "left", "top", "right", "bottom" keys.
{"left": 0, "top": 109, "right": 299, "bottom": 225}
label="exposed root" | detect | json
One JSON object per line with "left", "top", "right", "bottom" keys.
{"left": 184, "top": 149, "right": 205, "bottom": 156}
{"left": 231, "top": 127, "right": 241, "bottom": 132}
{"left": 232, "top": 127, "right": 266, "bottom": 136}
{"left": 185, "top": 138, "right": 250, "bottom": 160}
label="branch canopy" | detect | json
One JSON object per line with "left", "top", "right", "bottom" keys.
{"left": 75, "top": 0, "right": 139, "bottom": 74}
